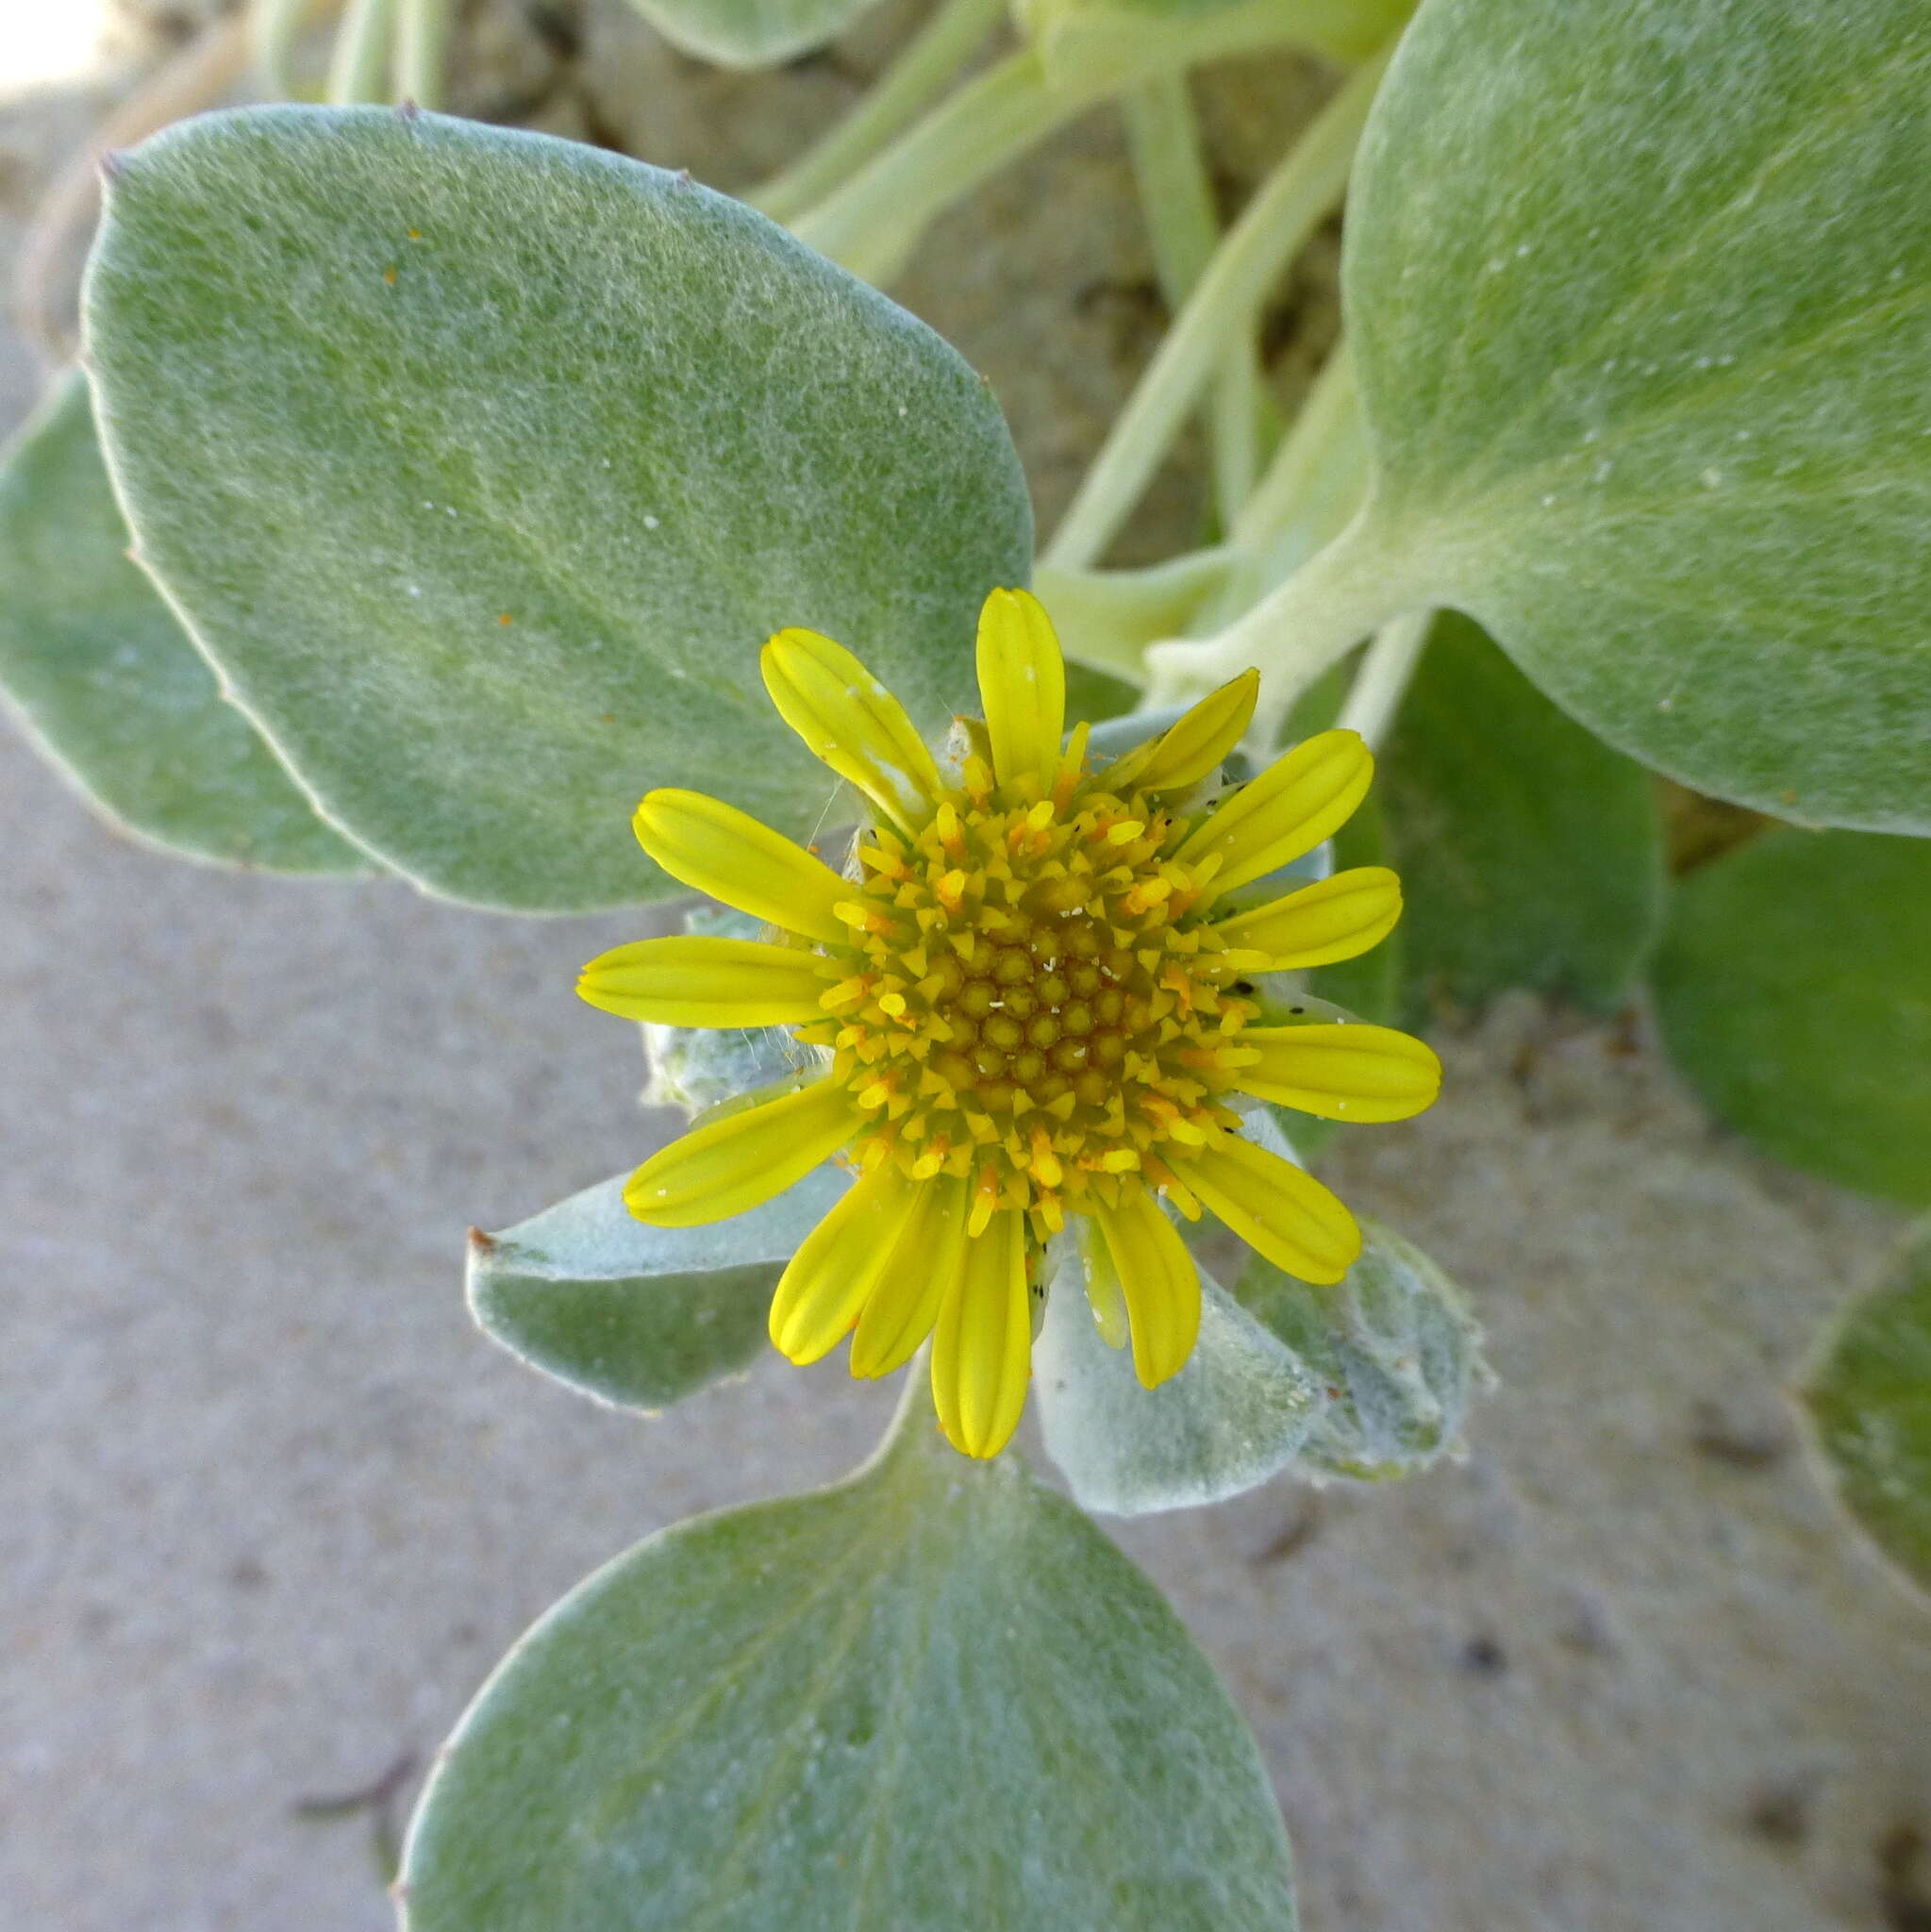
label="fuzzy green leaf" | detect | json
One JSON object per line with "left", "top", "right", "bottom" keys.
{"left": 83, "top": 108, "right": 1030, "bottom": 911}
{"left": 1241, "top": 1217, "right": 1486, "bottom": 1482}
{"left": 1035, "top": 1250, "right": 1326, "bottom": 1516}
{"left": 400, "top": 1390, "right": 1299, "bottom": 1931}
{"left": 1652, "top": 827, "right": 1931, "bottom": 1208}
{"left": 1799, "top": 1220, "right": 1931, "bottom": 1601}
{"left": 1321, "top": 0, "right": 1931, "bottom": 832}
{"left": 0, "top": 372, "right": 370, "bottom": 873}
{"left": 467, "top": 1166, "right": 848, "bottom": 1411}
{"left": 1381, "top": 611, "right": 1664, "bottom": 1021}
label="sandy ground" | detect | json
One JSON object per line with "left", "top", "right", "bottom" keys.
{"left": 4, "top": 9, "right": 1930, "bottom": 1930}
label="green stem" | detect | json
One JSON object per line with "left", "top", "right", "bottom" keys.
{"left": 786, "top": 0, "right": 1371, "bottom": 286}
{"left": 1144, "top": 517, "right": 1423, "bottom": 744}
{"left": 751, "top": 0, "right": 1007, "bottom": 225}
{"left": 789, "top": 52, "right": 1074, "bottom": 285}
{"left": 1336, "top": 607, "right": 1431, "bottom": 745}
{"left": 394, "top": 0, "right": 452, "bottom": 110}
{"left": 252, "top": 0, "right": 321, "bottom": 96}
{"left": 1122, "top": 75, "right": 1266, "bottom": 527}
{"left": 1042, "top": 45, "right": 1390, "bottom": 573}
{"left": 1121, "top": 77, "right": 1218, "bottom": 298}
{"left": 1193, "top": 341, "right": 1365, "bottom": 631}
{"left": 1033, "top": 548, "right": 1240, "bottom": 681}
{"left": 325, "top": 0, "right": 395, "bottom": 104}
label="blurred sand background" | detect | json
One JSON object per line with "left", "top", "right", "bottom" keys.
{"left": 3, "top": 7, "right": 1929, "bottom": 1927}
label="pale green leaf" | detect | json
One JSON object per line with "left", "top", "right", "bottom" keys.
{"left": 468, "top": 1165, "right": 848, "bottom": 1411}
{"left": 0, "top": 372, "right": 370, "bottom": 873}
{"left": 1035, "top": 1247, "right": 1326, "bottom": 1516}
{"left": 623, "top": 0, "right": 884, "bottom": 68}
{"left": 84, "top": 108, "right": 1030, "bottom": 911}
{"left": 1321, "top": 0, "right": 1931, "bottom": 832}
{"left": 400, "top": 1389, "right": 1299, "bottom": 1931}
{"left": 1240, "top": 1217, "right": 1486, "bottom": 1482}
{"left": 1652, "top": 826, "right": 1931, "bottom": 1208}
{"left": 1381, "top": 611, "right": 1665, "bottom": 1021}
{"left": 1799, "top": 1219, "right": 1931, "bottom": 1601}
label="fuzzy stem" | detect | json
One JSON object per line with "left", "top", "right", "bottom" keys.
{"left": 1336, "top": 607, "right": 1432, "bottom": 746}
{"left": 786, "top": 1, "right": 1371, "bottom": 286}
{"left": 1121, "top": 75, "right": 1267, "bottom": 527}
{"left": 1192, "top": 340, "right": 1365, "bottom": 632}
{"left": 751, "top": 0, "right": 1008, "bottom": 225}
{"left": 1042, "top": 45, "right": 1390, "bottom": 573}
{"left": 326, "top": 0, "right": 397, "bottom": 104}
{"left": 789, "top": 53, "right": 1074, "bottom": 284}
{"left": 1145, "top": 515, "right": 1424, "bottom": 744}
{"left": 252, "top": 0, "right": 330, "bottom": 96}
{"left": 1033, "top": 548, "right": 1240, "bottom": 681}
{"left": 394, "top": 0, "right": 453, "bottom": 111}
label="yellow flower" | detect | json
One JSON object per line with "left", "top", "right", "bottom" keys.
{"left": 578, "top": 588, "right": 1439, "bottom": 1458}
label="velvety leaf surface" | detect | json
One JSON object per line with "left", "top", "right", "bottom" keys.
{"left": 1327, "top": 0, "right": 1931, "bottom": 832}
{"left": 623, "top": 0, "right": 882, "bottom": 69}
{"left": 84, "top": 108, "right": 1031, "bottom": 910}
{"left": 1799, "top": 1220, "right": 1931, "bottom": 1601}
{"left": 1035, "top": 1249, "right": 1326, "bottom": 1515}
{"left": 1380, "top": 611, "right": 1664, "bottom": 1021}
{"left": 0, "top": 372, "right": 369, "bottom": 873}
{"left": 467, "top": 1165, "right": 848, "bottom": 1411}
{"left": 400, "top": 1391, "right": 1299, "bottom": 1931}
{"left": 1652, "top": 827, "right": 1931, "bottom": 1208}
{"left": 1241, "top": 1217, "right": 1486, "bottom": 1482}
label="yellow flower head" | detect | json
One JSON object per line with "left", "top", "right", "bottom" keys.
{"left": 578, "top": 589, "right": 1439, "bottom": 1459}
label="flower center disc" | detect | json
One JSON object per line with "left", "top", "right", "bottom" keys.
{"left": 799, "top": 775, "right": 1258, "bottom": 1238}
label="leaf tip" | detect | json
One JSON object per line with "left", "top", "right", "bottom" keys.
{"left": 98, "top": 148, "right": 128, "bottom": 186}
{"left": 396, "top": 98, "right": 423, "bottom": 122}
{"left": 466, "top": 1224, "right": 498, "bottom": 1255}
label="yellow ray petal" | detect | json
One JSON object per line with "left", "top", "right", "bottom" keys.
{"left": 1089, "top": 1185, "right": 1202, "bottom": 1388}
{"left": 930, "top": 1208, "right": 1030, "bottom": 1458}
{"left": 768, "top": 1161, "right": 924, "bottom": 1364}
{"left": 624, "top": 1076, "right": 855, "bottom": 1227}
{"left": 1103, "top": 669, "right": 1259, "bottom": 796}
{"left": 849, "top": 1175, "right": 971, "bottom": 1378}
{"left": 633, "top": 789, "right": 848, "bottom": 948}
{"left": 1232, "top": 1024, "right": 1442, "bottom": 1123}
{"left": 577, "top": 935, "right": 830, "bottom": 1026}
{"left": 761, "top": 628, "right": 942, "bottom": 836}
{"left": 1169, "top": 1131, "right": 1360, "bottom": 1285}
{"left": 976, "top": 587, "right": 1065, "bottom": 790}
{"left": 1176, "top": 727, "right": 1373, "bottom": 899}
{"left": 1076, "top": 1220, "right": 1130, "bottom": 1349}
{"left": 1212, "top": 867, "right": 1403, "bottom": 969}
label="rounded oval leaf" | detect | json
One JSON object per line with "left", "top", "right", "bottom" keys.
{"left": 1241, "top": 1217, "right": 1487, "bottom": 1482}
{"left": 1380, "top": 611, "right": 1664, "bottom": 1020}
{"left": 0, "top": 372, "right": 371, "bottom": 873}
{"left": 1652, "top": 826, "right": 1931, "bottom": 1208}
{"left": 1325, "top": 0, "right": 1931, "bottom": 832}
{"left": 1798, "top": 1220, "right": 1931, "bottom": 1602}
{"left": 84, "top": 108, "right": 1031, "bottom": 910}
{"left": 1035, "top": 1248, "right": 1327, "bottom": 1516}
{"left": 400, "top": 1392, "right": 1300, "bottom": 1930}
{"left": 468, "top": 1165, "right": 849, "bottom": 1411}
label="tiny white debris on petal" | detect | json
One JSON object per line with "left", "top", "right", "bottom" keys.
{"left": 643, "top": 514, "right": 660, "bottom": 530}
{"left": 1701, "top": 467, "right": 1723, "bottom": 488}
